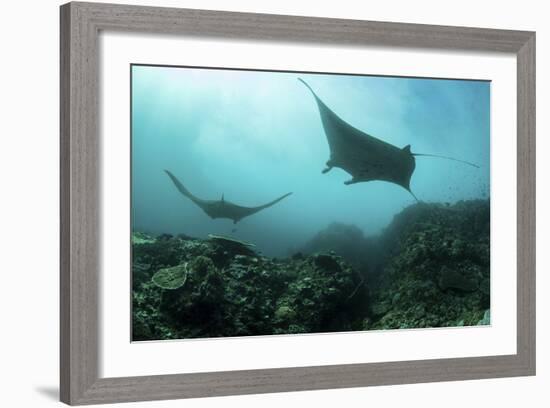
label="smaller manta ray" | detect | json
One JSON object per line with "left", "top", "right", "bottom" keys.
{"left": 164, "top": 170, "right": 292, "bottom": 224}
{"left": 298, "top": 78, "right": 479, "bottom": 200}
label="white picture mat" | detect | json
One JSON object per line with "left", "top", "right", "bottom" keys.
{"left": 99, "top": 32, "right": 517, "bottom": 378}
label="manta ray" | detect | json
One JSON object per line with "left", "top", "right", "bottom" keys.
{"left": 298, "top": 78, "right": 478, "bottom": 200}
{"left": 164, "top": 170, "right": 292, "bottom": 224}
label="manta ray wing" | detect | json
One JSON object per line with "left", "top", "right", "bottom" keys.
{"left": 164, "top": 170, "right": 208, "bottom": 206}
{"left": 165, "top": 170, "right": 222, "bottom": 218}
{"left": 229, "top": 192, "right": 293, "bottom": 223}
{"left": 298, "top": 78, "right": 416, "bottom": 195}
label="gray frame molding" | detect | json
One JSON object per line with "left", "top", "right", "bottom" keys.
{"left": 60, "top": 2, "right": 536, "bottom": 405}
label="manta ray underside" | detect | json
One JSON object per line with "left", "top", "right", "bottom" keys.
{"left": 164, "top": 170, "right": 292, "bottom": 224}
{"left": 298, "top": 78, "right": 478, "bottom": 201}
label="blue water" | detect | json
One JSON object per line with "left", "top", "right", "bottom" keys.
{"left": 131, "top": 65, "right": 490, "bottom": 257}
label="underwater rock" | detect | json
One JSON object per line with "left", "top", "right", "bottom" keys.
{"left": 274, "top": 305, "right": 296, "bottom": 322}
{"left": 131, "top": 234, "right": 187, "bottom": 270}
{"left": 132, "top": 261, "right": 152, "bottom": 289}
{"left": 208, "top": 234, "right": 255, "bottom": 247}
{"left": 300, "top": 222, "right": 377, "bottom": 274}
{"left": 132, "top": 231, "right": 367, "bottom": 339}
{"left": 133, "top": 262, "right": 151, "bottom": 274}
{"left": 158, "top": 255, "right": 226, "bottom": 334}
{"left": 313, "top": 253, "right": 342, "bottom": 272}
{"left": 131, "top": 231, "right": 156, "bottom": 245}
{"left": 438, "top": 266, "right": 479, "bottom": 292}
{"left": 157, "top": 233, "right": 174, "bottom": 241}
{"left": 208, "top": 234, "right": 257, "bottom": 256}
{"left": 180, "top": 239, "right": 216, "bottom": 260}
{"left": 479, "top": 277, "right": 490, "bottom": 295}
{"left": 477, "top": 309, "right": 491, "bottom": 325}
{"left": 371, "top": 302, "right": 391, "bottom": 317}
{"left": 369, "top": 200, "right": 490, "bottom": 330}
{"left": 271, "top": 252, "right": 369, "bottom": 335}
{"left": 131, "top": 199, "right": 490, "bottom": 340}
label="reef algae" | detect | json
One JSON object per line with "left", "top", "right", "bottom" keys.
{"left": 132, "top": 199, "right": 490, "bottom": 341}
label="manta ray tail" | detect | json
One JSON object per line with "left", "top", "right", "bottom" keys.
{"left": 412, "top": 153, "right": 479, "bottom": 168}
{"left": 407, "top": 189, "right": 420, "bottom": 202}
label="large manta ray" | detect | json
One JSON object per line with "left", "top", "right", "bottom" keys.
{"left": 165, "top": 170, "right": 292, "bottom": 224}
{"left": 298, "top": 78, "right": 478, "bottom": 200}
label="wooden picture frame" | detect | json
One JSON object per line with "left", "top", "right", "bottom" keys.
{"left": 60, "top": 2, "right": 535, "bottom": 405}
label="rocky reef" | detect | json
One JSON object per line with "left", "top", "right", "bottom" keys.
{"left": 132, "top": 199, "right": 490, "bottom": 341}
{"left": 132, "top": 234, "right": 368, "bottom": 340}
{"left": 367, "top": 200, "right": 490, "bottom": 330}
{"left": 299, "top": 222, "right": 380, "bottom": 278}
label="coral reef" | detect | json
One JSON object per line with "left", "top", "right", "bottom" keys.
{"left": 132, "top": 234, "right": 367, "bottom": 340}
{"left": 299, "top": 222, "right": 380, "bottom": 277}
{"left": 367, "top": 200, "right": 490, "bottom": 330}
{"left": 132, "top": 199, "right": 490, "bottom": 341}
